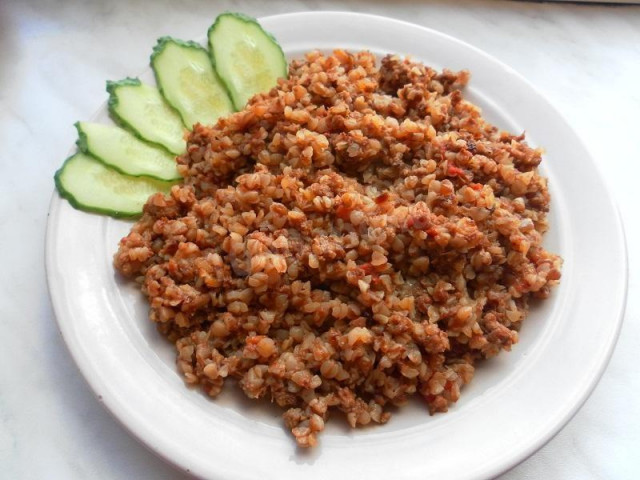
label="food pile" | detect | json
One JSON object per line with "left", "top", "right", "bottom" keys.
{"left": 114, "top": 49, "right": 562, "bottom": 447}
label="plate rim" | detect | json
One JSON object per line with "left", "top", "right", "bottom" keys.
{"left": 45, "top": 10, "right": 629, "bottom": 480}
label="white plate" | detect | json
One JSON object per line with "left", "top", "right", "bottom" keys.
{"left": 45, "top": 11, "right": 628, "bottom": 480}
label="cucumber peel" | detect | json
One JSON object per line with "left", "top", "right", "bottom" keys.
{"left": 107, "top": 78, "right": 187, "bottom": 155}
{"left": 55, "top": 152, "right": 174, "bottom": 218}
{"left": 208, "top": 12, "right": 288, "bottom": 110}
{"left": 151, "top": 36, "right": 235, "bottom": 128}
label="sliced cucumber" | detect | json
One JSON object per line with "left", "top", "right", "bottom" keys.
{"left": 208, "top": 13, "right": 288, "bottom": 110}
{"left": 76, "top": 122, "right": 180, "bottom": 181}
{"left": 54, "top": 152, "right": 174, "bottom": 218}
{"left": 151, "top": 37, "right": 234, "bottom": 128}
{"left": 107, "top": 78, "right": 187, "bottom": 155}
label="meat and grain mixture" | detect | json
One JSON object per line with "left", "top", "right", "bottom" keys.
{"left": 114, "top": 50, "right": 562, "bottom": 447}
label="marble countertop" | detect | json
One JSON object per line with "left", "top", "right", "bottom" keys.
{"left": 1, "top": 1, "right": 638, "bottom": 478}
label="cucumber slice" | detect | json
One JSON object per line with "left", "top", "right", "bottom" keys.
{"left": 208, "top": 13, "right": 288, "bottom": 110}
{"left": 54, "top": 152, "right": 173, "bottom": 218}
{"left": 75, "top": 122, "right": 180, "bottom": 181}
{"left": 151, "top": 37, "right": 234, "bottom": 128}
{"left": 107, "top": 78, "right": 187, "bottom": 155}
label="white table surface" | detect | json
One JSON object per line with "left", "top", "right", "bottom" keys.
{"left": 1, "top": 1, "right": 638, "bottom": 478}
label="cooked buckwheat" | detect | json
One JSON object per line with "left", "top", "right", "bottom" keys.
{"left": 114, "top": 50, "right": 562, "bottom": 447}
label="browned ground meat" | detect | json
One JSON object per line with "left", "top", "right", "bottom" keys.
{"left": 114, "top": 50, "right": 562, "bottom": 447}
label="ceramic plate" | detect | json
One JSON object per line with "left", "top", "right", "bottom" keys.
{"left": 45, "top": 11, "right": 628, "bottom": 480}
